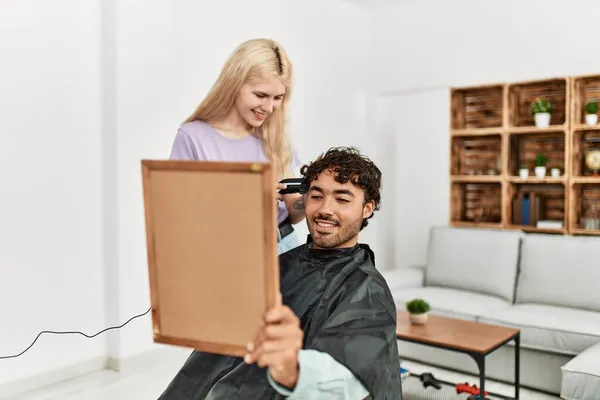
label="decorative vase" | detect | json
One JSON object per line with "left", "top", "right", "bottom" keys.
{"left": 519, "top": 168, "right": 529, "bottom": 178}
{"left": 551, "top": 168, "right": 561, "bottom": 177}
{"left": 534, "top": 112, "right": 551, "bottom": 128}
{"left": 535, "top": 166, "right": 547, "bottom": 178}
{"left": 409, "top": 313, "right": 428, "bottom": 325}
{"left": 586, "top": 114, "right": 598, "bottom": 126}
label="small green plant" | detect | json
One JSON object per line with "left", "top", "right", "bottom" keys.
{"left": 586, "top": 101, "right": 598, "bottom": 114}
{"left": 405, "top": 298, "right": 430, "bottom": 315}
{"left": 531, "top": 98, "right": 552, "bottom": 115}
{"left": 534, "top": 153, "right": 548, "bottom": 167}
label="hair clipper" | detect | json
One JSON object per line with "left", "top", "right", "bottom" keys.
{"left": 278, "top": 178, "right": 308, "bottom": 195}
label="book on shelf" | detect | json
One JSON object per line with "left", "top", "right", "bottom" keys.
{"left": 536, "top": 220, "right": 564, "bottom": 229}
{"left": 512, "top": 192, "right": 545, "bottom": 226}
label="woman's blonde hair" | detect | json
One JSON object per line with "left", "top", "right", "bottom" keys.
{"left": 184, "top": 38, "right": 293, "bottom": 178}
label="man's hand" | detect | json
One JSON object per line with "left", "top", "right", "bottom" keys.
{"left": 244, "top": 299, "right": 303, "bottom": 389}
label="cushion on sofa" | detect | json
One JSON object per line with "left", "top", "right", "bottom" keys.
{"left": 479, "top": 304, "right": 600, "bottom": 356}
{"left": 381, "top": 266, "right": 424, "bottom": 291}
{"left": 390, "top": 286, "right": 511, "bottom": 321}
{"left": 561, "top": 342, "right": 600, "bottom": 400}
{"left": 424, "top": 226, "right": 522, "bottom": 302}
{"left": 515, "top": 234, "right": 600, "bottom": 312}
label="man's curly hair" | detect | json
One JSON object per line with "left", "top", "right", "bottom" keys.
{"left": 300, "top": 147, "right": 382, "bottom": 229}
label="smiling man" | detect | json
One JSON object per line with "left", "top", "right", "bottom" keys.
{"left": 302, "top": 149, "right": 378, "bottom": 249}
{"left": 158, "top": 147, "right": 402, "bottom": 400}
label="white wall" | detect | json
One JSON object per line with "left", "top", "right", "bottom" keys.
{"left": 371, "top": 90, "right": 451, "bottom": 272}
{"left": 0, "top": 0, "right": 370, "bottom": 394}
{"left": 0, "top": 0, "right": 106, "bottom": 391}
{"left": 372, "top": 0, "right": 600, "bottom": 92}
{"left": 368, "top": 0, "right": 600, "bottom": 270}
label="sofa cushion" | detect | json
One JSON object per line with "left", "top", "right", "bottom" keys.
{"left": 479, "top": 304, "right": 600, "bottom": 356}
{"left": 424, "top": 226, "right": 522, "bottom": 302}
{"left": 390, "top": 286, "right": 511, "bottom": 321}
{"left": 561, "top": 342, "right": 600, "bottom": 400}
{"left": 515, "top": 234, "right": 600, "bottom": 312}
{"left": 381, "top": 266, "right": 424, "bottom": 291}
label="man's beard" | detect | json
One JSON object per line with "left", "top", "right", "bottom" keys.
{"left": 307, "top": 213, "right": 363, "bottom": 249}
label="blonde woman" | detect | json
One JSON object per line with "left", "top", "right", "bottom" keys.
{"left": 170, "top": 38, "right": 304, "bottom": 254}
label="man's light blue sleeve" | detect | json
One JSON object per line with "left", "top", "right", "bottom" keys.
{"left": 266, "top": 349, "right": 370, "bottom": 399}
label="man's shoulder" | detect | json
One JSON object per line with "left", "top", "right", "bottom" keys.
{"left": 354, "top": 244, "right": 390, "bottom": 287}
{"left": 355, "top": 265, "right": 395, "bottom": 302}
{"left": 349, "top": 246, "right": 398, "bottom": 316}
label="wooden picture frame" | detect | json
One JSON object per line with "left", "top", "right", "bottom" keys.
{"left": 141, "top": 160, "right": 280, "bottom": 357}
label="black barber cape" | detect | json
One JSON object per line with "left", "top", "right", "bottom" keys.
{"left": 158, "top": 242, "right": 402, "bottom": 400}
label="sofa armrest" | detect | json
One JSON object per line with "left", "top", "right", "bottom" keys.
{"left": 382, "top": 265, "right": 425, "bottom": 290}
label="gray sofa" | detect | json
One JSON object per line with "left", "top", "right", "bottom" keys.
{"left": 382, "top": 226, "right": 600, "bottom": 399}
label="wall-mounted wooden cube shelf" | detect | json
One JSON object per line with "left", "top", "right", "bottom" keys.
{"left": 506, "top": 182, "right": 566, "bottom": 234}
{"left": 451, "top": 134, "right": 502, "bottom": 176}
{"left": 449, "top": 73, "right": 600, "bottom": 235}
{"left": 508, "top": 130, "right": 566, "bottom": 177}
{"left": 572, "top": 74, "right": 600, "bottom": 126}
{"left": 451, "top": 85, "right": 504, "bottom": 131}
{"left": 450, "top": 182, "right": 502, "bottom": 226}
{"left": 569, "top": 183, "right": 600, "bottom": 236}
{"left": 508, "top": 78, "right": 568, "bottom": 129}
{"left": 572, "top": 127, "right": 600, "bottom": 177}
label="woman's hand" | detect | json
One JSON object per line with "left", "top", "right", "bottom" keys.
{"left": 276, "top": 183, "right": 287, "bottom": 202}
{"left": 275, "top": 182, "right": 305, "bottom": 224}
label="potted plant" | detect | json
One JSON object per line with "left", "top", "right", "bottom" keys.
{"left": 585, "top": 101, "right": 598, "bottom": 125}
{"left": 534, "top": 153, "right": 548, "bottom": 177}
{"left": 531, "top": 98, "right": 552, "bottom": 128}
{"left": 519, "top": 165, "right": 529, "bottom": 178}
{"left": 406, "top": 298, "right": 430, "bottom": 325}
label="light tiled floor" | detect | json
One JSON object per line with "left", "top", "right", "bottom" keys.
{"left": 400, "top": 360, "right": 559, "bottom": 400}
{"left": 5, "top": 354, "right": 560, "bottom": 400}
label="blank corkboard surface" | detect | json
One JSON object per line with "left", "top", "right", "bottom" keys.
{"left": 141, "top": 160, "right": 280, "bottom": 357}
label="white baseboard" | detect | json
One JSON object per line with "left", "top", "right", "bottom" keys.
{"left": 0, "top": 356, "right": 106, "bottom": 400}
{"left": 105, "top": 346, "right": 191, "bottom": 373}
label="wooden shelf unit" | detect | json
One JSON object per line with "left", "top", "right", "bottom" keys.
{"left": 451, "top": 134, "right": 502, "bottom": 176}
{"left": 507, "top": 78, "right": 569, "bottom": 128}
{"left": 506, "top": 182, "right": 567, "bottom": 233}
{"left": 449, "top": 73, "right": 600, "bottom": 235}
{"left": 507, "top": 129, "right": 567, "bottom": 177}
{"left": 451, "top": 85, "right": 504, "bottom": 130}
{"left": 450, "top": 181, "right": 502, "bottom": 225}
{"left": 572, "top": 74, "right": 600, "bottom": 126}
{"left": 569, "top": 182, "right": 600, "bottom": 235}
{"left": 572, "top": 127, "right": 600, "bottom": 177}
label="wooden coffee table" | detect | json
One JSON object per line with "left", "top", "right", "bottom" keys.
{"left": 396, "top": 311, "right": 520, "bottom": 400}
